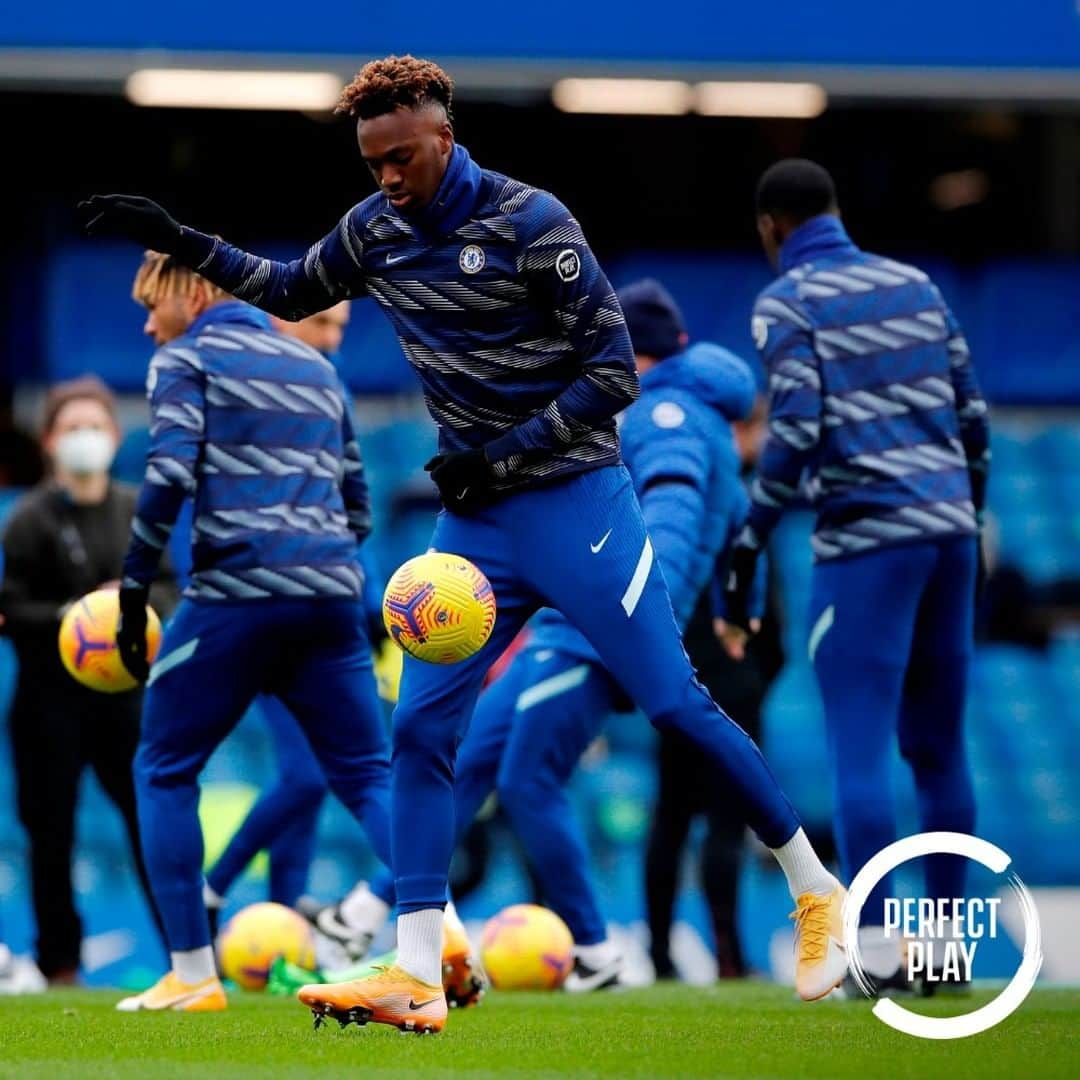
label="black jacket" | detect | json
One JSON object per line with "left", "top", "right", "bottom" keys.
{"left": 0, "top": 482, "right": 177, "bottom": 681}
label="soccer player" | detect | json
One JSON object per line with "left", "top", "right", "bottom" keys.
{"left": 201, "top": 301, "right": 366, "bottom": 919}
{"left": 725, "top": 160, "right": 989, "bottom": 992}
{"left": 111, "top": 252, "right": 394, "bottom": 1012}
{"left": 301, "top": 279, "right": 762, "bottom": 992}
{"left": 81, "top": 56, "right": 847, "bottom": 1031}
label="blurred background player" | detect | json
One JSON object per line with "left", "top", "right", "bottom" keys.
{"left": 201, "top": 300, "right": 382, "bottom": 925}
{"left": 112, "top": 252, "right": 395, "bottom": 1012}
{"left": 81, "top": 56, "right": 848, "bottom": 1031}
{"left": 291, "top": 279, "right": 765, "bottom": 993}
{"left": 725, "top": 159, "right": 990, "bottom": 993}
{"left": 0, "top": 377, "right": 171, "bottom": 985}
{"left": 645, "top": 385, "right": 786, "bottom": 982}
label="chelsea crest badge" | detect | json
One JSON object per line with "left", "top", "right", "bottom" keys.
{"left": 459, "top": 245, "right": 485, "bottom": 274}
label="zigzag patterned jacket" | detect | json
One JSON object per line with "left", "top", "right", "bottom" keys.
{"left": 176, "top": 143, "right": 639, "bottom": 498}
{"left": 123, "top": 302, "right": 372, "bottom": 601}
{"left": 739, "top": 215, "right": 990, "bottom": 563}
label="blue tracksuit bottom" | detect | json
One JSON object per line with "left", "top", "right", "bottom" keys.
{"left": 204, "top": 695, "right": 329, "bottom": 907}
{"left": 390, "top": 466, "right": 799, "bottom": 913}
{"left": 136, "top": 597, "right": 391, "bottom": 951}
{"left": 372, "top": 645, "right": 619, "bottom": 943}
{"left": 809, "top": 535, "right": 977, "bottom": 926}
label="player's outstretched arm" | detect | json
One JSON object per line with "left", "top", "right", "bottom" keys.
{"left": 484, "top": 196, "right": 639, "bottom": 469}
{"left": 79, "top": 194, "right": 364, "bottom": 321}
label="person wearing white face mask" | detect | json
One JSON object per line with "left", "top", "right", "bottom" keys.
{"left": 0, "top": 376, "right": 172, "bottom": 984}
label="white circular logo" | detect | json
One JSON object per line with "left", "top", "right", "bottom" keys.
{"left": 651, "top": 401, "right": 685, "bottom": 429}
{"left": 845, "top": 832, "right": 1042, "bottom": 1040}
{"left": 556, "top": 248, "right": 581, "bottom": 283}
{"left": 459, "top": 245, "right": 485, "bottom": 274}
{"left": 752, "top": 314, "right": 769, "bottom": 350}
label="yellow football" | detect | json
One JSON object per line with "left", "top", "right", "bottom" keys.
{"left": 480, "top": 904, "right": 574, "bottom": 990}
{"left": 57, "top": 588, "right": 162, "bottom": 693}
{"left": 217, "top": 902, "right": 315, "bottom": 992}
{"left": 383, "top": 552, "right": 496, "bottom": 664}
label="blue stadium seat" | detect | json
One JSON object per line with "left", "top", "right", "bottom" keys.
{"left": 966, "top": 259, "right": 1080, "bottom": 403}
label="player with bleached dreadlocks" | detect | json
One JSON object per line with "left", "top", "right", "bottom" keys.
{"left": 105, "top": 250, "right": 401, "bottom": 1013}
{"left": 81, "top": 54, "right": 848, "bottom": 1033}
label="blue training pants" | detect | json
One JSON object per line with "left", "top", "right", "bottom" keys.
{"left": 204, "top": 695, "right": 329, "bottom": 907}
{"left": 136, "top": 597, "right": 391, "bottom": 952}
{"left": 809, "top": 535, "right": 977, "bottom": 926}
{"left": 390, "top": 466, "right": 799, "bottom": 913}
{"left": 371, "top": 646, "right": 617, "bottom": 944}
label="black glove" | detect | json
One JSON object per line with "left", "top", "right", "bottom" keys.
{"left": 78, "top": 194, "right": 184, "bottom": 253}
{"left": 722, "top": 545, "right": 759, "bottom": 635}
{"left": 116, "top": 586, "right": 151, "bottom": 683}
{"left": 425, "top": 448, "right": 493, "bottom": 514}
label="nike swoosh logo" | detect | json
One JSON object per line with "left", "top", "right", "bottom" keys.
{"left": 386, "top": 253, "right": 409, "bottom": 265}
{"left": 590, "top": 529, "right": 612, "bottom": 554}
{"left": 456, "top": 487, "right": 469, "bottom": 500}
{"left": 409, "top": 998, "right": 441, "bottom": 1010}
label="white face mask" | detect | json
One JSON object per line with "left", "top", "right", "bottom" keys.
{"left": 55, "top": 428, "right": 116, "bottom": 476}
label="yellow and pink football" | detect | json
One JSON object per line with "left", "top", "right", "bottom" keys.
{"left": 383, "top": 552, "right": 496, "bottom": 664}
{"left": 480, "top": 904, "right": 574, "bottom": 990}
{"left": 57, "top": 588, "right": 162, "bottom": 693}
{"left": 217, "top": 902, "right": 315, "bottom": 991}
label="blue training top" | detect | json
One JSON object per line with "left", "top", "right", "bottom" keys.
{"left": 123, "top": 301, "right": 371, "bottom": 601}
{"left": 740, "top": 214, "right": 990, "bottom": 562}
{"left": 180, "top": 144, "right": 639, "bottom": 499}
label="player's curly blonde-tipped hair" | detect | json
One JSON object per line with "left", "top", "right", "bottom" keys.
{"left": 336, "top": 54, "right": 454, "bottom": 121}
{"left": 131, "top": 250, "right": 227, "bottom": 308}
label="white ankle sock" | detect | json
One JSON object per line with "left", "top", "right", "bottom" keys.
{"left": 574, "top": 938, "right": 620, "bottom": 969}
{"left": 202, "top": 882, "right": 224, "bottom": 909}
{"left": 340, "top": 881, "right": 391, "bottom": 935}
{"left": 443, "top": 900, "right": 465, "bottom": 937}
{"left": 172, "top": 947, "right": 216, "bottom": 985}
{"left": 858, "top": 926, "right": 902, "bottom": 978}
{"left": 396, "top": 909, "right": 444, "bottom": 986}
{"left": 770, "top": 828, "right": 838, "bottom": 900}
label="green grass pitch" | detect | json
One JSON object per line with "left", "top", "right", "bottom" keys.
{"left": 1, "top": 984, "right": 1077, "bottom": 1078}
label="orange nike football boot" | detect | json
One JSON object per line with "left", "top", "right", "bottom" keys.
{"left": 442, "top": 918, "right": 486, "bottom": 1009}
{"left": 299, "top": 963, "right": 447, "bottom": 1034}
{"left": 116, "top": 971, "right": 227, "bottom": 1012}
{"left": 791, "top": 883, "right": 849, "bottom": 1001}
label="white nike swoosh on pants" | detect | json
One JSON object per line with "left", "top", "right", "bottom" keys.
{"left": 590, "top": 529, "right": 612, "bottom": 554}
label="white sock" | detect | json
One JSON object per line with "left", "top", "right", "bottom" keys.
{"left": 172, "top": 947, "right": 216, "bottom": 985}
{"left": 395, "top": 909, "right": 444, "bottom": 986}
{"left": 443, "top": 900, "right": 465, "bottom": 937}
{"left": 770, "top": 828, "right": 838, "bottom": 900}
{"left": 202, "top": 883, "right": 224, "bottom": 909}
{"left": 340, "top": 881, "right": 391, "bottom": 936}
{"left": 574, "top": 938, "right": 620, "bottom": 969}
{"left": 858, "top": 926, "right": 902, "bottom": 978}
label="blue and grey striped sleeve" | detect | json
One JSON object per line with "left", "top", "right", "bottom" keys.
{"left": 122, "top": 346, "right": 205, "bottom": 588}
{"left": 485, "top": 193, "right": 639, "bottom": 467}
{"left": 939, "top": 294, "right": 991, "bottom": 520}
{"left": 739, "top": 292, "right": 822, "bottom": 551}
{"left": 176, "top": 206, "right": 368, "bottom": 321}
